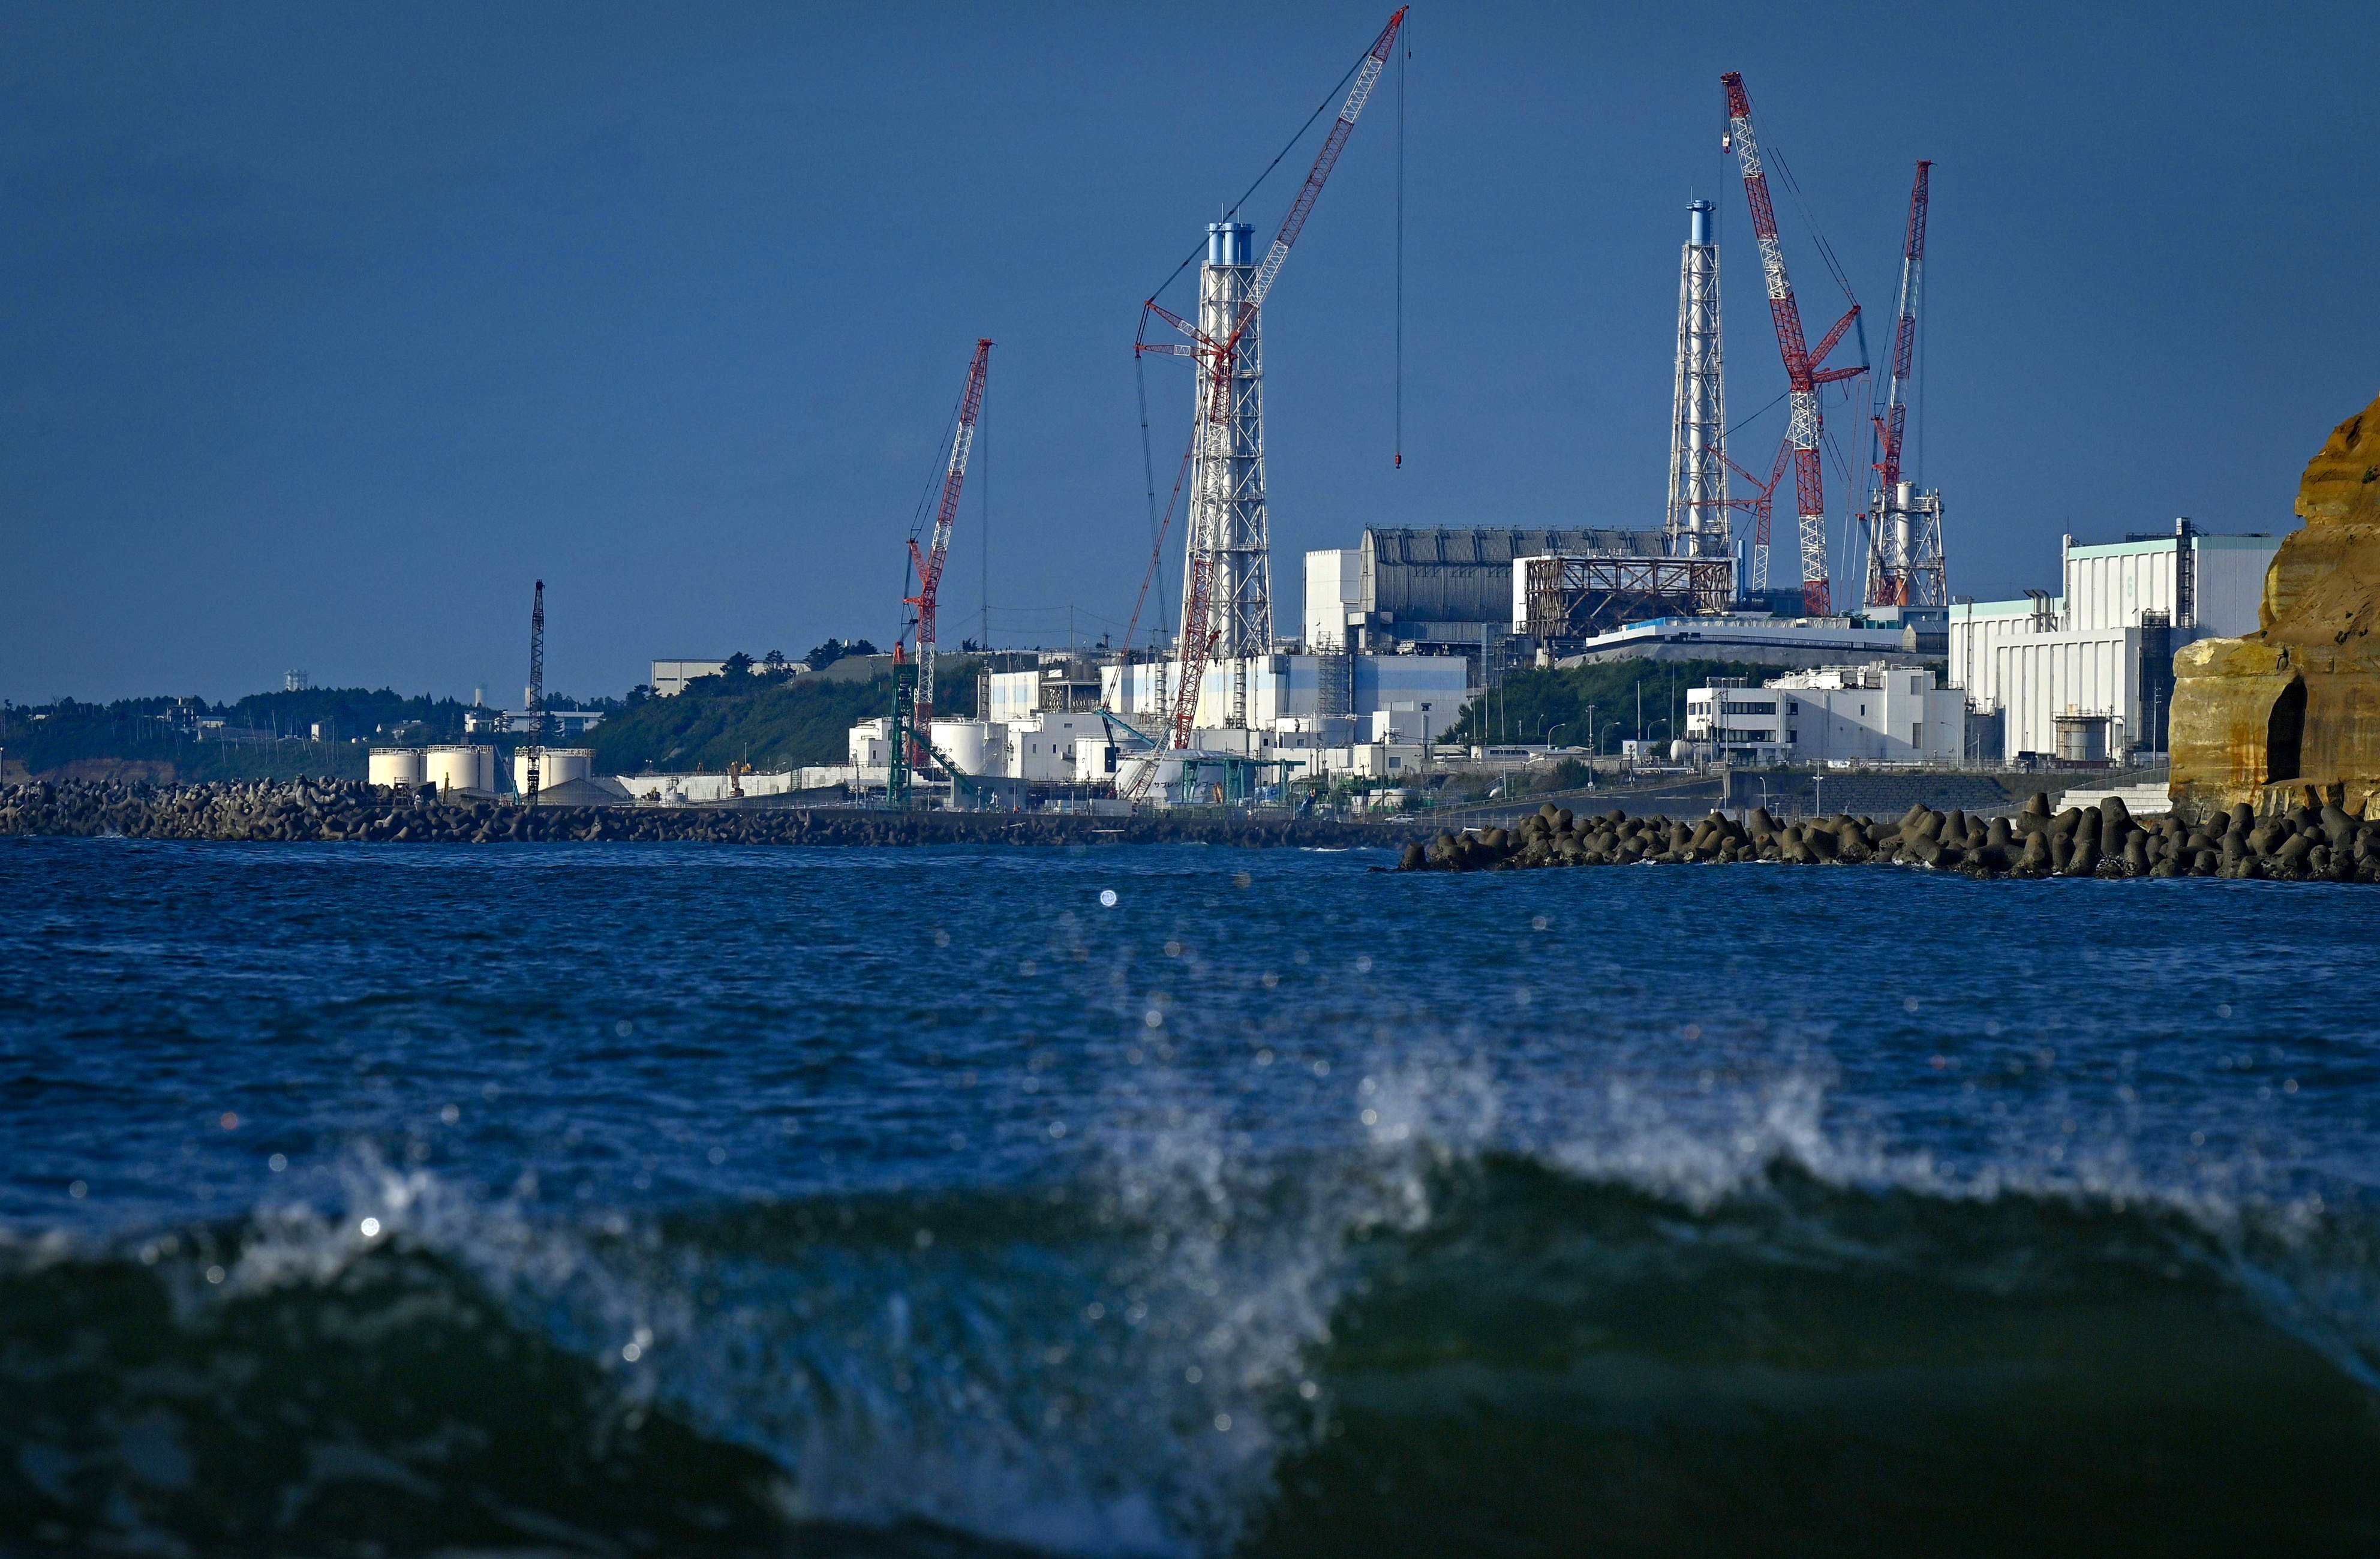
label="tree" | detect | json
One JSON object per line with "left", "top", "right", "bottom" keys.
{"left": 719, "top": 652, "right": 755, "bottom": 679}
{"left": 803, "top": 638, "right": 881, "bottom": 670}
{"left": 762, "top": 650, "right": 789, "bottom": 675}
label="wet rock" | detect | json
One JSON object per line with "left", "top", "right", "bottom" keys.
{"left": 2171, "top": 389, "right": 2380, "bottom": 819}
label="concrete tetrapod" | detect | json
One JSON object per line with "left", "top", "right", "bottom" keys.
{"left": 1402, "top": 794, "right": 2380, "bottom": 883}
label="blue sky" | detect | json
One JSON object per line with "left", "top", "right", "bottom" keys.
{"left": 1, "top": 1, "right": 2372, "bottom": 702}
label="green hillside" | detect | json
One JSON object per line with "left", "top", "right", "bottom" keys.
{"left": 1, "top": 689, "right": 492, "bottom": 783}
{"left": 587, "top": 660, "right": 981, "bottom": 774}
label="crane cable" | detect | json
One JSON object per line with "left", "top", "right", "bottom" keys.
{"left": 1128, "top": 30, "right": 1383, "bottom": 650}
{"left": 1394, "top": 11, "right": 1406, "bottom": 468}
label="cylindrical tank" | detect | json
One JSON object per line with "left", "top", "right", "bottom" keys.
{"left": 1207, "top": 220, "right": 1254, "bottom": 268}
{"left": 513, "top": 747, "right": 593, "bottom": 794}
{"left": 2054, "top": 713, "right": 2111, "bottom": 764}
{"left": 368, "top": 747, "right": 425, "bottom": 789}
{"left": 425, "top": 744, "right": 494, "bottom": 797}
{"left": 929, "top": 719, "right": 999, "bottom": 776}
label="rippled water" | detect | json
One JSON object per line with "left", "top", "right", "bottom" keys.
{"left": 6, "top": 836, "right": 2380, "bottom": 1555}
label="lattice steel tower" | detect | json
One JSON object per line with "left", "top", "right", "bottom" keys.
{"left": 1664, "top": 199, "right": 1732, "bottom": 573}
{"left": 1862, "top": 161, "right": 1945, "bottom": 607}
{"left": 1182, "top": 219, "right": 1273, "bottom": 726}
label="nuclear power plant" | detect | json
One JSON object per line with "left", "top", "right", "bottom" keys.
{"left": 342, "top": 19, "right": 2277, "bottom": 819}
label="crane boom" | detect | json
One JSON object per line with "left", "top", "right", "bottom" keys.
{"left": 903, "top": 338, "right": 993, "bottom": 729}
{"left": 1126, "top": 8, "right": 1406, "bottom": 800}
{"left": 1240, "top": 7, "right": 1407, "bottom": 329}
{"left": 1721, "top": 71, "right": 1861, "bottom": 615}
{"left": 1864, "top": 161, "right": 1937, "bottom": 606}
{"left": 1875, "top": 160, "right": 1930, "bottom": 498}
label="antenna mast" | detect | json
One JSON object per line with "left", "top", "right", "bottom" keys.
{"left": 524, "top": 579, "right": 545, "bottom": 807}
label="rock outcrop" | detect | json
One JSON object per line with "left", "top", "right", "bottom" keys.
{"left": 2170, "top": 391, "right": 2380, "bottom": 818}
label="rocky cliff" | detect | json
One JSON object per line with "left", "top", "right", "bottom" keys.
{"left": 2170, "top": 390, "right": 2380, "bottom": 818}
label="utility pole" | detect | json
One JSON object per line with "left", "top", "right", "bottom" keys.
{"left": 524, "top": 580, "right": 546, "bottom": 807}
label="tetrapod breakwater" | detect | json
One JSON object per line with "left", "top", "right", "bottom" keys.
{"left": 0, "top": 779, "right": 1382, "bottom": 849}
{"left": 1401, "top": 792, "right": 2380, "bottom": 883}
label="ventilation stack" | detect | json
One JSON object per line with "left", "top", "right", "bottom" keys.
{"left": 1182, "top": 219, "right": 1274, "bottom": 727}
{"left": 1664, "top": 199, "right": 1732, "bottom": 584}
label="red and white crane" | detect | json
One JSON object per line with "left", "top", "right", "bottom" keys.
{"left": 1863, "top": 161, "right": 1943, "bottom": 606}
{"left": 903, "top": 338, "right": 993, "bottom": 735}
{"left": 1125, "top": 8, "right": 1407, "bottom": 799}
{"left": 1721, "top": 71, "right": 1865, "bottom": 615}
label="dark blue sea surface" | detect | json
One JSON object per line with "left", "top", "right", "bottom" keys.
{"left": 6, "top": 834, "right": 2380, "bottom": 1556}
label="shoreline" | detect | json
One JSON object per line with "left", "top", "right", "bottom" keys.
{"left": 0, "top": 779, "right": 1390, "bottom": 850}
{"left": 1401, "top": 794, "right": 2380, "bottom": 882}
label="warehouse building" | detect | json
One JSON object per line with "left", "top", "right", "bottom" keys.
{"left": 1303, "top": 527, "right": 1666, "bottom": 660}
{"left": 1947, "top": 522, "right": 2282, "bottom": 764}
{"left": 1687, "top": 665, "right": 1966, "bottom": 765}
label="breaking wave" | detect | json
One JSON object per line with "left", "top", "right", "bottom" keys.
{"left": 8, "top": 1129, "right": 2380, "bottom": 1558}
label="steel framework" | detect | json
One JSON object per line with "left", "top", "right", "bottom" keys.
{"left": 1862, "top": 162, "right": 1945, "bottom": 606}
{"left": 904, "top": 338, "right": 993, "bottom": 729}
{"left": 1664, "top": 200, "right": 1731, "bottom": 569}
{"left": 1727, "top": 439, "right": 1792, "bottom": 596}
{"left": 1721, "top": 71, "right": 1865, "bottom": 615}
{"left": 522, "top": 579, "right": 546, "bottom": 806}
{"left": 1520, "top": 555, "right": 1735, "bottom": 640}
{"left": 888, "top": 340, "right": 991, "bottom": 807}
{"left": 1135, "top": 7, "right": 1407, "bottom": 770}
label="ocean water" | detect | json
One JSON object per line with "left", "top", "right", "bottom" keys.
{"left": 5, "top": 834, "right": 2380, "bottom": 1557}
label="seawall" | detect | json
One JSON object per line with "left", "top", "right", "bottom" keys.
{"left": 0, "top": 780, "right": 1386, "bottom": 850}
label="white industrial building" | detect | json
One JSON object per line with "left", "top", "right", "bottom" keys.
{"left": 1101, "top": 652, "right": 1468, "bottom": 737}
{"left": 848, "top": 708, "right": 1112, "bottom": 786}
{"left": 1303, "top": 527, "right": 1664, "bottom": 662}
{"left": 1687, "top": 665, "right": 1966, "bottom": 765}
{"left": 1555, "top": 613, "right": 1935, "bottom": 669}
{"left": 650, "top": 659, "right": 729, "bottom": 698}
{"left": 1947, "top": 523, "right": 2282, "bottom": 764}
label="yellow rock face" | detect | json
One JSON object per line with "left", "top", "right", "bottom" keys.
{"left": 2170, "top": 392, "right": 2380, "bottom": 818}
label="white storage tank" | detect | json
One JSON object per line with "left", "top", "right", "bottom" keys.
{"left": 368, "top": 747, "right": 425, "bottom": 789}
{"left": 2054, "top": 711, "right": 2111, "bottom": 764}
{"left": 512, "top": 747, "right": 594, "bottom": 795}
{"left": 425, "top": 744, "right": 495, "bottom": 797}
{"left": 928, "top": 719, "right": 1002, "bottom": 776}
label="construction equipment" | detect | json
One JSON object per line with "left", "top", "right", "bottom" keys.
{"left": 887, "top": 648, "right": 919, "bottom": 809}
{"left": 904, "top": 340, "right": 992, "bottom": 734}
{"left": 1862, "top": 161, "right": 1945, "bottom": 606}
{"left": 1720, "top": 71, "right": 1865, "bottom": 615}
{"left": 1726, "top": 440, "right": 1792, "bottom": 597}
{"left": 522, "top": 579, "right": 546, "bottom": 806}
{"left": 1128, "top": 7, "right": 1407, "bottom": 796}
{"left": 888, "top": 339, "right": 992, "bottom": 807}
